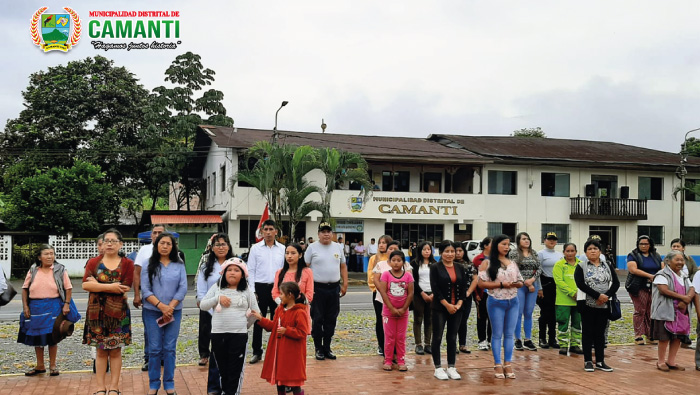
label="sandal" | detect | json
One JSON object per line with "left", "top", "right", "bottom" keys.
{"left": 656, "top": 362, "right": 670, "bottom": 372}
{"left": 108, "top": 391, "right": 121, "bottom": 395}
{"left": 459, "top": 346, "right": 471, "bottom": 354}
{"left": 198, "top": 357, "right": 208, "bottom": 366}
{"left": 504, "top": 364, "right": 516, "bottom": 379}
{"left": 50, "top": 367, "right": 59, "bottom": 376}
{"left": 667, "top": 364, "right": 685, "bottom": 371}
{"left": 25, "top": 368, "right": 46, "bottom": 376}
{"left": 398, "top": 364, "right": 408, "bottom": 371}
{"left": 93, "top": 391, "right": 107, "bottom": 395}
{"left": 494, "top": 364, "right": 505, "bottom": 379}
{"left": 383, "top": 363, "right": 392, "bottom": 371}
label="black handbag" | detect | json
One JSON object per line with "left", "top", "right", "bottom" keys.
{"left": 624, "top": 273, "right": 650, "bottom": 295}
{"left": 609, "top": 294, "right": 622, "bottom": 321}
{"left": 0, "top": 273, "right": 17, "bottom": 306}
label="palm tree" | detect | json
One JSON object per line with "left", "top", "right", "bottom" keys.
{"left": 280, "top": 145, "right": 324, "bottom": 240}
{"left": 235, "top": 141, "right": 292, "bottom": 230}
{"left": 316, "top": 147, "right": 373, "bottom": 222}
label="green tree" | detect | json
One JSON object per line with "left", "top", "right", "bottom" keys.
{"left": 236, "top": 141, "right": 292, "bottom": 230}
{"left": 0, "top": 160, "right": 117, "bottom": 234}
{"left": 512, "top": 127, "right": 546, "bottom": 138}
{"left": 316, "top": 148, "right": 372, "bottom": 222}
{"left": 684, "top": 137, "right": 700, "bottom": 158}
{"left": 152, "top": 52, "right": 234, "bottom": 210}
{"left": 0, "top": 56, "right": 151, "bottom": 193}
{"left": 280, "top": 146, "right": 324, "bottom": 239}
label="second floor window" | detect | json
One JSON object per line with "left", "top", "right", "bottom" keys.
{"left": 382, "top": 171, "right": 410, "bottom": 192}
{"left": 638, "top": 177, "right": 663, "bottom": 200}
{"left": 541, "top": 173, "right": 570, "bottom": 197}
{"left": 488, "top": 170, "right": 517, "bottom": 195}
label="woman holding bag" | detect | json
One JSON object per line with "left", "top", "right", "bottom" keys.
{"left": 625, "top": 235, "right": 663, "bottom": 345}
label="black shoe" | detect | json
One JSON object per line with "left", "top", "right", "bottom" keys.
{"left": 570, "top": 346, "right": 584, "bottom": 355}
{"left": 595, "top": 362, "right": 613, "bottom": 372}
{"left": 415, "top": 345, "right": 424, "bottom": 355}
{"left": 539, "top": 340, "right": 549, "bottom": 349}
{"left": 559, "top": 348, "right": 568, "bottom": 356}
{"left": 514, "top": 339, "right": 524, "bottom": 351}
{"left": 315, "top": 349, "right": 325, "bottom": 360}
{"left": 549, "top": 341, "right": 560, "bottom": 349}
{"left": 584, "top": 361, "right": 595, "bottom": 372}
{"left": 523, "top": 340, "right": 537, "bottom": 351}
{"left": 377, "top": 346, "right": 384, "bottom": 356}
{"left": 324, "top": 349, "right": 337, "bottom": 360}
{"left": 141, "top": 361, "right": 148, "bottom": 372}
{"left": 424, "top": 345, "right": 432, "bottom": 354}
{"left": 249, "top": 354, "right": 262, "bottom": 364}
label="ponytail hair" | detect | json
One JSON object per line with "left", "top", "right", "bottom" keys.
{"left": 279, "top": 281, "right": 307, "bottom": 305}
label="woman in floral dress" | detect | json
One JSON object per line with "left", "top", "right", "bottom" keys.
{"left": 83, "top": 228, "right": 134, "bottom": 395}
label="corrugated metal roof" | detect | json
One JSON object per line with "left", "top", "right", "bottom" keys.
{"left": 196, "top": 126, "right": 491, "bottom": 165}
{"left": 150, "top": 214, "right": 223, "bottom": 224}
{"left": 429, "top": 134, "right": 700, "bottom": 171}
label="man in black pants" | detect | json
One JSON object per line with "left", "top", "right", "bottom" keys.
{"left": 247, "top": 220, "right": 285, "bottom": 364}
{"left": 306, "top": 222, "right": 348, "bottom": 360}
{"left": 537, "top": 232, "right": 563, "bottom": 348}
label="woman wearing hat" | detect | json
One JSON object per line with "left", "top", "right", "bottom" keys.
{"left": 18, "top": 244, "right": 78, "bottom": 377}
{"left": 141, "top": 233, "right": 188, "bottom": 395}
{"left": 82, "top": 229, "right": 134, "bottom": 395}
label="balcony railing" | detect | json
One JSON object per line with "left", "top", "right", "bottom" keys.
{"left": 570, "top": 197, "right": 647, "bottom": 220}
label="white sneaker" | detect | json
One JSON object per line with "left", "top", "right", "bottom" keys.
{"left": 434, "top": 367, "right": 449, "bottom": 380}
{"left": 478, "top": 340, "right": 489, "bottom": 351}
{"left": 446, "top": 367, "right": 461, "bottom": 380}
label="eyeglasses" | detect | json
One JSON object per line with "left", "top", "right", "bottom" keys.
{"left": 214, "top": 243, "right": 228, "bottom": 247}
{"left": 638, "top": 242, "right": 650, "bottom": 246}
{"left": 103, "top": 239, "right": 121, "bottom": 245}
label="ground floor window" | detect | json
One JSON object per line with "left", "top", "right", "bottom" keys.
{"left": 541, "top": 224, "right": 569, "bottom": 244}
{"left": 384, "top": 223, "right": 444, "bottom": 249}
{"left": 682, "top": 227, "right": 700, "bottom": 245}
{"left": 453, "top": 224, "right": 473, "bottom": 243}
{"left": 487, "top": 222, "right": 517, "bottom": 240}
{"left": 638, "top": 225, "right": 664, "bottom": 246}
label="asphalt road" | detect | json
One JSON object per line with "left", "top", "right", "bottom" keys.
{"left": 0, "top": 276, "right": 632, "bottom": 321}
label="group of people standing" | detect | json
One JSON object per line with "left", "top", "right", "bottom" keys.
{"left": 11, "top": 223, "right": 700, "bottom": 393}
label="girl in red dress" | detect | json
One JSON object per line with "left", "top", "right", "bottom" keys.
{"left": 253, "top": 282, "right": 310, "bottom": 395}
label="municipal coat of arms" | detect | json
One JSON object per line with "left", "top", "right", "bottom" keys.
{"left": 30, "top": 7, "right": 81, "bottom": 52}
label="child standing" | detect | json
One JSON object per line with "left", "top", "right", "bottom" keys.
{"left": 199, "top": 258, "right": 260, "bottom": 395}
{"left": 253, "top": 282, "right": 310, "bottom": 395}
{"left": 377, "top": 250, "right": 414, "bottom": 371}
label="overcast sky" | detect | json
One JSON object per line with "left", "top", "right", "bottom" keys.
{"left": 4, "top": 1, "right": 700, "bottom": 153}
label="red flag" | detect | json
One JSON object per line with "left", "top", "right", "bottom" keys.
{"left": 255, "top": 203, "right": 270, "bottom": 242}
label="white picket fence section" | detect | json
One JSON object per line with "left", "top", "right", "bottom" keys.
{"left": 0, "top": 235, "right": 10, "bottom": 280}
{"left": 49, "top": 235, "right": 142, "bottom": 276}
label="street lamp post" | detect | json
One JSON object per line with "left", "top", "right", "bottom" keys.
{"left": 272, "top": 101, "right": 289, "bottom": 144}
{"left": 679, "top": 127, "right": 700, "bottom": 240}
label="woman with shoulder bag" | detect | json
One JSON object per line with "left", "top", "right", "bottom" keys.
{"left": 626, "top": 235, "right": 663, "bottom": 345}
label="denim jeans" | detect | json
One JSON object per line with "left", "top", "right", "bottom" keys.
{"left": 515, "top": 282, "right": 540, "bottom": 340}
{"left": 143, "top": 308, "right": 182, "bottom": 391}
{"left": 487, "top": 296, "right": 519, "bottom": 365}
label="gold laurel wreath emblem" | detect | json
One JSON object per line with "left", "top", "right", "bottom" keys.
{"left": 30, "top": 6, "right": 81, "bottom": 51}
{"left": 29, "top": 7, "right": 47, "bottom": 46}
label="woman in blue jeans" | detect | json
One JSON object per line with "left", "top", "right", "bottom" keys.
{"left": 141, "top": 233, "right": 188, "bottom": 395}
{"left": 478, "top": 234, "right": 524, "bottom": 379}
{"left": 509, "top": 232, "right": 542, "bottom": 351}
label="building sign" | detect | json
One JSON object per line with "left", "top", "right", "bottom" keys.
{"left": 373, "top": 196, "right": 463, "bottom": 216}
{"left": 335, "top": 220, "right": 364, "bottom": 233}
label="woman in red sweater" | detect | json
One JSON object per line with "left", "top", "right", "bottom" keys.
{"left": 253, "top": 282, "right": 310, "bottom": 395}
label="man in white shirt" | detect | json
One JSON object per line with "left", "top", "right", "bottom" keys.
{"left": 305, "top": 222, "right": 348, "bottom": 360}
{"left": 247, "top": 219, "right": 285, "bottom": 364}
{"left": 133, "top": 224, "right": 165, "bottom": 372}
{"left": 367, "top": 238, "right": 378, "bottom": 257}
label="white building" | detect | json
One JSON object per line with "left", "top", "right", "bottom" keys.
{"left": 191, "top": 126, "right": 700, "bottom": 269}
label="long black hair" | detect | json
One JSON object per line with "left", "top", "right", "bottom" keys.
{"left": 412, "top": 241, "right": 436, "bottom": 265}
{"left": 279, "top": 281, "right": 307, "bottom": 305}
{"left": 148, "top": 232, "right": 181, "bottom": 287}
{"left": 204, "top": 233, "right": 234, "bottom": 280}
{"left": 488, "top": 234, "right": 511, "bottom": 281}
{"left": 634, "top": 235, "right": 657, "bottom": 254}
{"left": 277, "top": 243, "right": 308, "bottom": 288}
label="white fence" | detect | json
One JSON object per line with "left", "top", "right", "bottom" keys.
{"left": 0, "top": 235, "right": 10, "bottom": 280}
{"left": 49, "top": 235, "right": 142, "bottom": 276}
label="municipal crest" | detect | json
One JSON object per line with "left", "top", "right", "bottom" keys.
{"left": 30, "top": 7, "right": 81, "bottom": 52}
{"left": 348, "top": 196, "right": 364, "bottom": 213}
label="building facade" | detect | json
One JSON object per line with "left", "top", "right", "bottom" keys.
{"left": 191, "top": 126, "right": 700, "bottom": 269}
